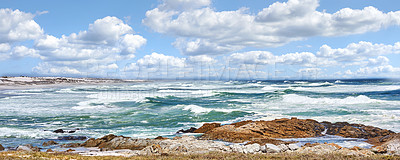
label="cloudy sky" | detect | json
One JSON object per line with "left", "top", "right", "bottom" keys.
{"left": 1, "top": 0, "right": 400, "bottom": 80}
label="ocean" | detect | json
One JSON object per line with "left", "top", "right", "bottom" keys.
{"left": 0, "top": 79, "right": 399, "bottom": 149}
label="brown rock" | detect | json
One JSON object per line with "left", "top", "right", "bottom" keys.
{"left": 199, "top": 118, "right": 325, "bottom": 143}
{"left": 321, "top": 121, "right": 394, "bottom": 139}
{"left": 176, "top": 127, "right": 197, "bottom": 133}
{"left": 371, "top": 146, "right": 387, "bottom": 153}
{"left": 194, "top": 123, "right": 221, "bottom": 133}
{"left": 350, "top": 146, "right": 363, "bottom": 151}
{"left": 326, "top": 143, "right": 342, "bottom": 149}
{"left": 366, "top": 133, "right": 398, "bottom": 146}
{"left": 46, "top": 149, "right": 54, "bottom": 152}
{"left": 42, "top": 140, "right": 58, "bottom": 146}
{"left": 0, "top": 144, "right": 4, "bottom": 151}
{"left": 303, "top": 143, "right": 321, "bottom": 148}
{"left": 155, "top": 136, "right": 169, "bottom": 140}
{"left": 79, "top": 134, "right": 157, "bottom": 150}
{"left": 66, "top": 149, "right": 75, "bottom": 152}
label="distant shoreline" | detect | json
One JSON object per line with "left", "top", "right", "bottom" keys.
{"left": 0, "top": 76, "right": 148, "bottom": 90}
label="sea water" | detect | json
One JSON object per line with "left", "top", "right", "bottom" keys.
{"left": 0, "top": 79, "right": 399, "bottom": 149}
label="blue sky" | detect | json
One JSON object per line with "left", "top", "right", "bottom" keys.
{"left": 1, "top": 0, "right": 400, "bottom": 80}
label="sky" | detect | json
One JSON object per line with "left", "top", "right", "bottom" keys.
{"left": 1, "top": 0, "right": 400, "bottom": 80}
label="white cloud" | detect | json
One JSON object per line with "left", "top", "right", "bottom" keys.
{"left": 317, "top": 41, "right": 400, "bottom": 62}
{"left": 143, "top": 0, "right": 400, "bottom": 55}
{"left": 368, "top": 56, "right": 389, "bottom": 66}
{"left": 230, "top": 51, "right": 276, "bottom": 65}
{"left": 0, "top": 43, "right": 11, "bottom": 52}
{"left": 32, "top": 16, "right": 146, "bottom": 76}
{"left": 159, "top": 0, "right": 211, "bottom": 11}
{"left": 356, "top": 65, "right": 400, "bottom": 76}
{"left": 0, "top": 8, "right": 43, "bottom": 43}
{"left": 123, "top": 52, "right": 221, "bottom": 79}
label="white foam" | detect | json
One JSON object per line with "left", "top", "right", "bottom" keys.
{"left": 293, "top": 85, "right": 400, "bottom": 93}
{"left": 282, "top": 94, "right": 382, "bottom": 105}
{"left": 178, "top": 104, "right": 238, "bottom": 114}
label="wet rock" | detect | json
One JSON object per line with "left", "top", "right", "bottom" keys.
{"left": 321, "top": 121, "right": 394, "bottom": 139}
{"left": 199, "top": 118, "right": 325, "bottom": 143}
{"left": 58, "top": 136, "right": 87, "bottom": 140}
{"left": 53, "top": 129, "right": 64, "bottom": 133}
{"left": 288, "top": 144, "right": 300, "bottom": 151}
{"left": 176, "top": 127, "right": 197, "bottom": 133}
{"left": 0, "top": 144, "right": 4, "bottom": 151}
{"left": 42, "top": 140, "right": 58, "bottom": 146}
{"left": 194, "top": 123, "right": 221, "bottom": 133}
{"left": 53, "top": 128, "right": 79, "bottom": 133}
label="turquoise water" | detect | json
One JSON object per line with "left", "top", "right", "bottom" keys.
{"left": 0, "top": 79, "right": 399, "bottom": 148}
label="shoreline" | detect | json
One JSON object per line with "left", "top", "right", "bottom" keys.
{"left": 0, "top": 76, "right": 148, "bottom": 90}
{"left": 1, "top": 118, "right": 399, "bottom": 158}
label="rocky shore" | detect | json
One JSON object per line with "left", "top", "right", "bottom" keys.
{"left": 1, "top": 118, "right": 398, "bottom": 159}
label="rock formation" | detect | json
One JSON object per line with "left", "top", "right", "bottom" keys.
{"left": 198, "top": 117, "right": 325, "bottom": 143}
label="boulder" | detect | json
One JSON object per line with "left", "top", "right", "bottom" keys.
{"left": 230, "top": 144, "right": 244, "bottom": 153}
{"left": 264, "top": 143, "right": 281, "bottom": 153}
{"left": 243, "top": 143, "right": 260, "bottom": 154}
{"left": 17, "top": 145, "right": 32, "bottom": 151}
{"left": 42, "top": 140, "right": 58, "bottom": 146}
{"left": 80, "top": 134, "right": 157, "bottom": 150}
{"left": 0, "top": 144, "right": 4, "bottom": 151}
{"left": 296, "top": 144, "right": 338, "bottom": 154}
{"left": 176, "top": 127, "right": 197, "bottom": 133}
{"left": 278, "top": 144, "right": 289, "bottom": 152}
{"left": 288, "top": 144, "right": 300, "bottom": 151}
{"left": 194, "top": 123, "right": 221, "bottom": 133}
{"left": 199, "top": 118, "right": 325, "bottom": 143}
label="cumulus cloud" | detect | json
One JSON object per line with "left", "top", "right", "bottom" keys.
{"left": 317, "top": 41, "right": 400, "bottom": 62}
{"left": 0, "top": 8, "right": 43, "bottom": 43}
{"left": 32, "top": 16, "right": 146, "bottom": 76}
{"left": 143, "top": 0, "right": 400, "bottom": 55}
{"left": 227, "top": 41, "right": 400, "bottom": 79}
{"left": 123, "top": 52, "right": 221, "bottom": 79}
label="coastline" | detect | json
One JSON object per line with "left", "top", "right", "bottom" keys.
{"left": 1, "top": 77, "right": 399, "bottom": 159}
{"left": 0, "top": 76, "right": 148, "bottom": 90}
{"left": 1, "top": 118, "right": 399, "bottom": 159}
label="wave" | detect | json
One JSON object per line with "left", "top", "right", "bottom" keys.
{"left": 282, "top": 94, "right": 383, "bottom": 105}
{"left": 176, "top": 104, "right": 240, "bottom": 114}
{"left": 292, "top": 85, "right": 400, "bottom": 93}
